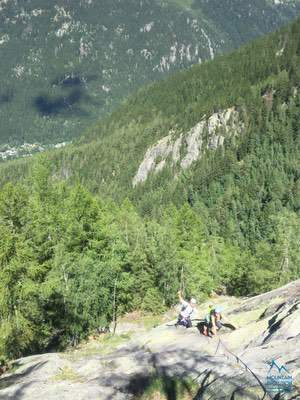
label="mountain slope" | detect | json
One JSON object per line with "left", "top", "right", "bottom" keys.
{"left": 1, "top": 279, "right": 300, "bottom": 399}
{"left": 0, "top": 19, "right": 300, "bottom": 386}
{"left": 0, "top": 17, "right": 300, "bottom": 270}
{"left": 1, "top": 0, "right": 300, "bottom": 145}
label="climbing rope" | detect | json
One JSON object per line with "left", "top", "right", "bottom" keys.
{"left": 214, "top": 338, "right": 271, "bottom": 400}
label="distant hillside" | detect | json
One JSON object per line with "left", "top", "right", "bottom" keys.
{"left": 1, "top": 0, "right": 300, "bottom": 144}
{"left": 1, "top": 16, "right": 300, "bottom": 253}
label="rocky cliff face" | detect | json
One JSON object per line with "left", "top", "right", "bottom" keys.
{"left": 1, "top": 0, "right": 300, "bottom": 145}
{"left": 133, "top": 107, "right": 243, "bottom": 186}
{"left": 1, "top": 279, "right": 299, "bottom": 399}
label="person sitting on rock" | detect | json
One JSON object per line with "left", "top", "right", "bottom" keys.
{"left": 176, "top": 290, "right": 197, "bottom": 328}
{"left": 203, "top": 306, "right": 223, "bottom": 336}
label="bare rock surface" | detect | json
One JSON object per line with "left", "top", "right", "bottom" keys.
{"left": 133, "top": 107, "right": 243, "bottom": 186}
{"left": 1, "top": 280, "right": 300, "bottom": 399}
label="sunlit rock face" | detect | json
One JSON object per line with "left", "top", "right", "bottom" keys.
{"left": 133, "top": 107, "right": 242, "bottom": 186}
{"left": 1, "top": 279, "right": 300, "bottom": 400}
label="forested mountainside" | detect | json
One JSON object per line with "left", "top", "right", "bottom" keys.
{"left": 1, "top": 0, "right": 300, "bottom": 146}
{"left": 0, "top": 18, "right": 300, "bottom": 360}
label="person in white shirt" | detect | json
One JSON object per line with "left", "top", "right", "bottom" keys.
{"left": 176, "top": 290, "right": 197, "bottom": 328}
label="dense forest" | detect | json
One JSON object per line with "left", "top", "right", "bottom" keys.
{"left": 1, "top": 160, "right": 299, "bottom": 362}
{"left": 1, "top": 17, "right": 300, "bottom": 361}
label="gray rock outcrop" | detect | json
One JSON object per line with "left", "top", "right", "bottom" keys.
{"left": 133, "top": 107, "right": 243, "bottom": 186}
{"left": 1, "top": 280, "right": 299, "bottom": 399}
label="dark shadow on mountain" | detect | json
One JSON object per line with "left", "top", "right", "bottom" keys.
{"left": 51, "top": 74, "right": 98, "bottom": 88}
{"left": 35, "top": 95, "right": 68, "bottom": 115}
{"left": 34, "top": 89, "right": 91, "bottom": 117}
{"left": 0, "top": 89, "right": 13, "bottom": 105}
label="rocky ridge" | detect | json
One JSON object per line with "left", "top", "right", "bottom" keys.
{"left": 133, "top": 107, "right": 243, "bottom": 186}
{"left": 1, "top": 279, "right": 299, "bottom": 399}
